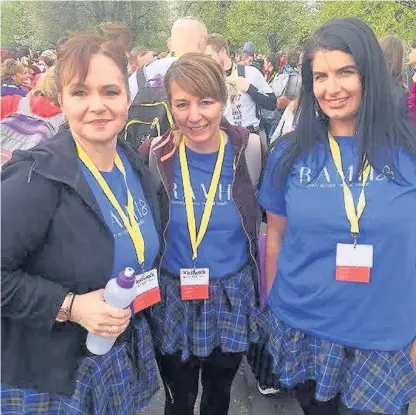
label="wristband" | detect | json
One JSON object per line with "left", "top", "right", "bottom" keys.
{"left": 56, "top": 292, "right": 74, "bottom": 322}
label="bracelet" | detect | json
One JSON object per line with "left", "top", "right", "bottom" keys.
{"left": 56, "top": 292, "right": 74, "bottom": 322}
{"left": 68, "top": 293, "right": 76, "bottom": 320}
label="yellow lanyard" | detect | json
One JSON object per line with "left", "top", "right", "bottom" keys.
{"left": 179, "top": 132, "right": 226, "bottom": 261}
{"left": 75, "top": 140, "right": 145, "bottom": 265}
{"left": 328, "top": 132, "right": 371, "bottom": 240}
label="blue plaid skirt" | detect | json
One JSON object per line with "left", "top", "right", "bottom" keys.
{"left": 248, "top": 306, "right": 416, "bottom": 415}
{"left": 1, "top": 316, "right": 159, "bottom": 414}
{"left": 150, "top": 264, "right": 260, "bottom": 361}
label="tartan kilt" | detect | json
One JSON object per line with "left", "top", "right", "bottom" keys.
{"left": 149, "top": 264, "right": 260, "bottom": 361}
{"left": 248, "top": 306, "right": 416, "bottom": 415}
{"left": 1, "top": 315, "right": 159, "bottom": 414}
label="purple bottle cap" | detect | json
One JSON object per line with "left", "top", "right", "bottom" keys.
{"left": 116, "top": 267, "right": 135, "bottom": 288}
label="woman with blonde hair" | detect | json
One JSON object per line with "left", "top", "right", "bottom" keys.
{"left": 146, "top": 53, "right": 264, "bottom": 414}
{"left": 1, "top": 58, "right": 31, "bottom": 97}
{"left": 1, "top": 66, "right": 64, "bottom": 164}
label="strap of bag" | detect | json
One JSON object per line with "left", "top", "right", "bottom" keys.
{"left": 136, "top": 67, "right": 147, "bottom": 90}
{"left": 237, "top": 64, "right": 246, "bottom": 78}
{"left": 245, "top": 133, "right": 264, "bottom": 236}
{"left": 148, "top": 137, "right": 163, "bottom": 191}
{"left": 282, "top": 72, "right": 293, "bottom": 96}
{"left": 244, "top": 133, "right": 263, "bottom": 189}
{"left": 132, "top": 67, "right": 149, "bottom": 105}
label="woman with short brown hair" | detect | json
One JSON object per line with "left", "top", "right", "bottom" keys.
{"left": 146, "top": 53, "right": 264, "bottom": 414}
{"left": 1, "top": 34, "right": 161, "bottom": 414}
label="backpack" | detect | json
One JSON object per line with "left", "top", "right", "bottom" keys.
{"left": 272, "top": 70, "right": 301, "bottom": 100}
{"left": 259, "top": 70, "right": 301, "bottom": 126}
{"left": 121, "top": 67, "right": 174, "bottom": 151}
{"left": 1, "top": 113, "right": 56, "bottom": 165}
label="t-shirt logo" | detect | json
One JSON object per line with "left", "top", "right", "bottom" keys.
{"left": 381, "top": 165, "right": 395, "bottom": 180}
{"left": 110, "top": 198, "right": 149, "bottom": 238}
{"left": 299, "top": 165, "right": 394, "bottom": 187}
{"left": 171, "top": 182, "right": 232, "bottom": 206}
{"left": 231, "top": 97, "right": 243, "bottom": 127}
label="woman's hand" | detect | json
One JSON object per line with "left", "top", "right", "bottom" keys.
{"left": 71, "top": 289, "right": 131, "bottom": 338}
{"left": 277, "top": 96, "right": 290, "bottom": 109}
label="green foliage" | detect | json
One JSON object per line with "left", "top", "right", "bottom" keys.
{"left": 1, "top": 0, "right": 414, "bottom": 55}
{"left": 318, "top": 1, "right": 416, "bottom": 44}
{"left": 227, "top": 1, "right": 319, "bottom": 53}
{"left": 1, "top": 1, "right": 36, "bottom": 48}
{"left": 0, "top": 1, "right": 169, "bottom": 52}
{"left": 185, "top": 0, "right": 414, "bottom": 54}
{"left": 186, "top": 1, "right": 320, "bottom": 54}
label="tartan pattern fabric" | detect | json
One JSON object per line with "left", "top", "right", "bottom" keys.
{"left": 150, "top": 264, "right": 260, "bottom": 361}
{"left": 1, "top": 316, "right": 159, "bottom": 414}
{"left": 248, "top": 306, "right": 416, "bottom": 415}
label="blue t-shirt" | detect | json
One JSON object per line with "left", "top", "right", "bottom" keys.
{"left": 80, "top": 146, "right": 159, "bottom": 279}
{"left": 259, "top": 137, "right": 416, "bottom": 351}
{"left": 163, "top": 139, "right": 248, "bottom": 278}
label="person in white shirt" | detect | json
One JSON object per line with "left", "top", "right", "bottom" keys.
{"left": 128, "top": 17, "right": 208, "bottom": 103}
{"left": 205, "top": 34, "right": 276, "bottom": 134}
{"left": 270, "top": 98, "right": 299, "bottom": 145}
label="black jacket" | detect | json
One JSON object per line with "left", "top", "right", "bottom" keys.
{"left": 1, "top": 130, "right": 162, "bottom": 395}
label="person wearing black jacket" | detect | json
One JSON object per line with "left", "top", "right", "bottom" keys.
{"left": 1, "top": 34, "right": 162, "bottom": 414}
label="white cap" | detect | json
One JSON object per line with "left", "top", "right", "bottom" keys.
{"left": 124, "top": 267, "right": 135, "bottom": 277}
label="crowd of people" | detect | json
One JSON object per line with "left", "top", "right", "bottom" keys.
{"left": 1, "top": 13, "right": 416, "bottom": 415}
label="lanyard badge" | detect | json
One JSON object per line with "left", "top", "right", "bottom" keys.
{"left": 75, "top": 140, "right": 160, "bottom": 311}
{"left": 328, "top": 132, "right": 373, "bottom": 284}
{"left": 178, "top": 132, "right": 226, "bottom": 300}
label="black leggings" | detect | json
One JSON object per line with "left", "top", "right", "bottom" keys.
{"left": 295, "top": 380, "right": 409, "bottom": 415}
{"left": 156, "top": 348, "right": 243, "bottom": 415}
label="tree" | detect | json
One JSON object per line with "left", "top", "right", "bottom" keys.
{"left": 2, "top": 1, "right": 414, "bottom": 54}
{"left": 1, "top": 1, "right": 36, "bottom": 48}
{"left": 318, "top": 1, "right": 416, "bottom": 44}
{"left": 1, "top": 1, "right": 170, "bottom": 52}
{"left": 180, "top": 1, "right": 319, "bottom": 53}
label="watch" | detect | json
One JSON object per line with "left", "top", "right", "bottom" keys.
{"left": 56, "top": 292, "right": 75, "bottom": 322}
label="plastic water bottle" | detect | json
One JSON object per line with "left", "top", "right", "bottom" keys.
{"left": 86, "top": 267, "right": 136, "bottom": 355}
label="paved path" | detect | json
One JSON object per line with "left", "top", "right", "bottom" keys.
{"left": 141, "top": 358, "right": 303, "bottom": 414}
{"left": 141, "top": 357, "right": 415, "bottom": 414}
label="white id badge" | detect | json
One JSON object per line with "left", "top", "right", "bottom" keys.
{"left": 180, "top": 268, "right": 209, "bottom": 300}
{"left": 133, "top": 268, "right": 161, "bottom": 313}
{"left": 335, "top": 243, "right": 373, "bottom": 284}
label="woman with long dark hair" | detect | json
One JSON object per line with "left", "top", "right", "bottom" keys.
{"left": 252, "top": 18, "right": 416, "bottom": 415}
